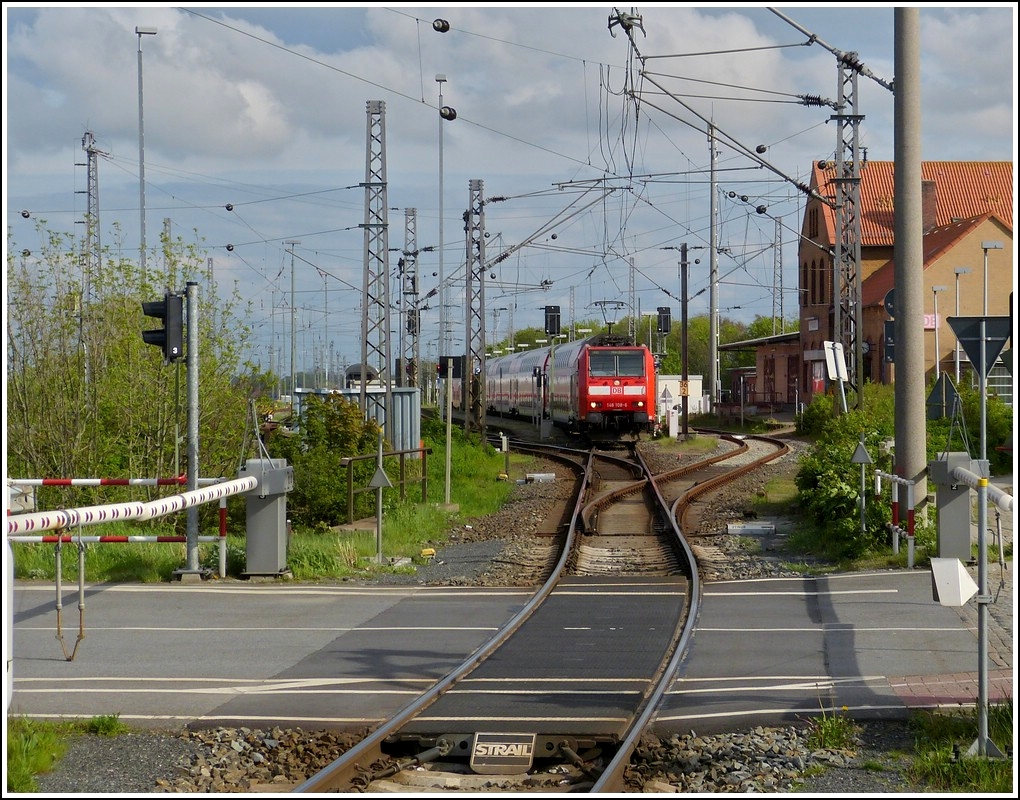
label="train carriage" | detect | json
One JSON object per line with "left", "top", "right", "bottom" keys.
{"left": 484, "top": 334, "right": 656, "bottom": 437}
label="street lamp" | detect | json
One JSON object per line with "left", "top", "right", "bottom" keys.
{"left": 136, "top": 25, "right": 157, "bottom": 279}
{"left": 437, "top": 74, "right": 456, "bottom": 357}
{"left": 932, "top": 285, "right": 947, "bottom": 377}
{"left": 980, "top": 240, "right": 1003, "bottom": 316}
{"left": 954, "top": 267, "right": 972, "bottom": 383}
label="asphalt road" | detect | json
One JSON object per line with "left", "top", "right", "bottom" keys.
{"left": 8, "top": 565, "right": 1011, "bottom": 734}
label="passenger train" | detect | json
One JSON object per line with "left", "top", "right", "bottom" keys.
{"left": 481, "top": 334, "right": 657, "bottom": 437}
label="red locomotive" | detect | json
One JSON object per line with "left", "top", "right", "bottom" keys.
{"left": 484, "top": 334, "right": 656, "bottom": 437}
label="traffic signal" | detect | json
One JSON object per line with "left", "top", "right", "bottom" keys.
{"left": 141, "top": 292, "right": 184, "bottom": 362}
{"left": 438, "top": 355, "right": 463, "bottom": 379}
{"left": 657, "top": 306, "right": 671, "bottom": 334}
{"left": 544, "top": 305, "right": 560, "bottom": 336}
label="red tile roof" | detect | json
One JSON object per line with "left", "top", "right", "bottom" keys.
{"left": 861, "top": 216, "right": 983, "bottom": 307}
{"left": 813, "top": 161, "right": 1013, "bottom": 245}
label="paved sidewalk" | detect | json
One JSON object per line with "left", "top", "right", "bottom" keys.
{"left": 895, "top": 474, "right": 1014, "bottom": 710}
{"left": 890, "top": 669, "right": 1013, "bottom": 708}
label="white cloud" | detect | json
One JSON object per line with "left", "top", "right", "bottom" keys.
{"left": 4, "top": 4, "right": 1014, "bottom": 369}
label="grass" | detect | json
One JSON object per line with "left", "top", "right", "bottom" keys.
{"left": 6, "top": 715, "right": 129, "bottom": 792}
{"left": 795, "top": 700, "right": 1014, "bottom": 792}
{"left": 10, "top": 443, "right": 522, "bottom": 584}
{"left": 750, "top": 474, "right": 798, "bottom": 514}
{"left": 905, "top": 702, "right": 1014, "bottom": 792}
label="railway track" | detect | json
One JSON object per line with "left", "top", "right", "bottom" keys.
{"left": 294, "top": 430, "right": 788, "bottom": 793}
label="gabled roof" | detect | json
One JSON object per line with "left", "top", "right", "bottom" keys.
{"left": 813, "top": 160, "right": 1013, "bottom": 246}
{"left": 718, "top": 331, "right": 800, "bottom": 351}
{"left": 860, "top": 215, "right": 984, "bottom": 307}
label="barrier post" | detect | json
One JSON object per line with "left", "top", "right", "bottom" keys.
{"left": 906, "top": 479, "right": 915, "bottom": 568}
{"left": 218, "top": 496, "right": 228, "bottom": 578}
{"left": 891, "top": 480, "right": 899, "bottom": 554}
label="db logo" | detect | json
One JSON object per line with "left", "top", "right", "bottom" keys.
{"left": 610, "top": 386, "right": 623, "bottom": 395}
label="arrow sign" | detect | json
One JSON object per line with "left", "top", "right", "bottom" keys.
{"left": 946, "top": 316, "right": 1011, "bottom": 379}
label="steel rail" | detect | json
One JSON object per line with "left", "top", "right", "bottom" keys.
{"left": 293, "top": 448, "right": 593, "bottom": 792}
{"left": 295, "top": 434, "right": 780, "bottom": 793}
{"left": 586, "top": 446, "right": 700, "bottom": 792}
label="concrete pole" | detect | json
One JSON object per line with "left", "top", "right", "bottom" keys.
{"left": 892, "top": 10, "right": 927, "bottom": 508}
{"left": 680, "top": 244, "right": 689, "bottom": 438}
{"left": 708, "top": 125, "right": 718, "bottom": 410}
{"left": 136, "top": 27, "right": 157, "bottom": 280}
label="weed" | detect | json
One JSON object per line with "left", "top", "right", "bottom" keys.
{"left": 6, "top": 717, "right": 66, "bottom": 793}
{"left": 803, "top": 693, "right": 858, "bottom": 751}
{"left": 80, "top": 715, "right": 129, "bottom": 736}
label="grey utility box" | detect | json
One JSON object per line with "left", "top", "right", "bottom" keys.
{"left": 239, "top": 458, "right": 294, "bottom": 576}
{"left": 928, "top": 452, "right": 973, "bottom": 562}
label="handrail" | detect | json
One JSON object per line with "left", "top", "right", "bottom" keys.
{"left": 338, "top": 446, "right": 432, "bottom": 524}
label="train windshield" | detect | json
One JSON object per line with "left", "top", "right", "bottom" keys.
{"left": 589, "top": 350, "right": 645, "bottom": 377}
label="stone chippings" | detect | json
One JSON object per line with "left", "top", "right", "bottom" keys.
{"left": 625, "top": 723, "right": 918, "bottom": 794}
{"left": 157, "top": 727, "right": 366, "bottom": 793}
{"left": 33, "top": 434, "right": 929, "bottom": 793}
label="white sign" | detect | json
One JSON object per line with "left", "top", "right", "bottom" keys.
{"left": 823, "top": 341, "right": 849, "bottom": 382}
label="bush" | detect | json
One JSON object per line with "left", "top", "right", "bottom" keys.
{"left": 795, "top": 407, "right": 893, "bottom": 558}
{"left": 262, "top": 394, "right": 383, "bottom": 527}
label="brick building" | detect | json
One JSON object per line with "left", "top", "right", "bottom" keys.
{"left": 744, "top": 160, "right": 1014, "bottom": 409}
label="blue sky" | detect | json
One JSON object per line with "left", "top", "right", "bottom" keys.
{"left": 4, "top": 4, "right": 1016, "bottom": 374}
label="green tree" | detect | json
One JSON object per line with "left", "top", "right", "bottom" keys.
{"left": 745, "top": 314, "right": 799, "bottom": 339}
{"left": 7, "top": 223, "right": 260, "bottom": 521}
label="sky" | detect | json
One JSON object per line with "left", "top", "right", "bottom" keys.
{"left": 4, "top": 4, "right": 1017, "bottom": 378}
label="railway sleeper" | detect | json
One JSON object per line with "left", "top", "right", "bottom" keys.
{"left": 379, "top": 731, "right": 610, "bottom": 778}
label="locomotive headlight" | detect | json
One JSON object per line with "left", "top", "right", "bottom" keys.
{"left": 613, "top": 379, "right": 621, "bottom": 386}
{"left": 636, "top": 401, "right": 644, "bottom": 407}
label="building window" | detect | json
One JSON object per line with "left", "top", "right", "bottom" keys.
{"left": 808, "top": 207, "right": 819, "bottom": 239}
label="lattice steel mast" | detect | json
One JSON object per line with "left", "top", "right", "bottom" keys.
{"left": 359, "top": 100, "right": 393, "bottom": 442}
{"left": 832, "top": 58, "right": 864, "bottom": 397}
{"left": 463, "top": 179, "right": 486, "bottom": 435}
{"left": 401, "top": 208, "right": 419, "bottom": 389}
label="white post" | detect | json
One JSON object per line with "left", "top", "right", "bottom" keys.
{"left": 445, "top": 357, "right": 452, "bottom": 506}
{"left": 932, "top": 285, "right": 947, "bottom": 377}
{"left": 980, "top": 241, "right": 1003, "bottom": 317}
{"left": 954, "top": 267, "right": 971, "bottom": 384}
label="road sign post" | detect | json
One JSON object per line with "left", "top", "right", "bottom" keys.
{"left": 946, "top": 315, "right": 1010, "bottom": 759}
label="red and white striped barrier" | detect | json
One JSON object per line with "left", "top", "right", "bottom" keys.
{"left": 11, "top": 476, "right": 186, "bottom": 487}
{"left": 5, "top": 476, "right": 256, "bottom": 538}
